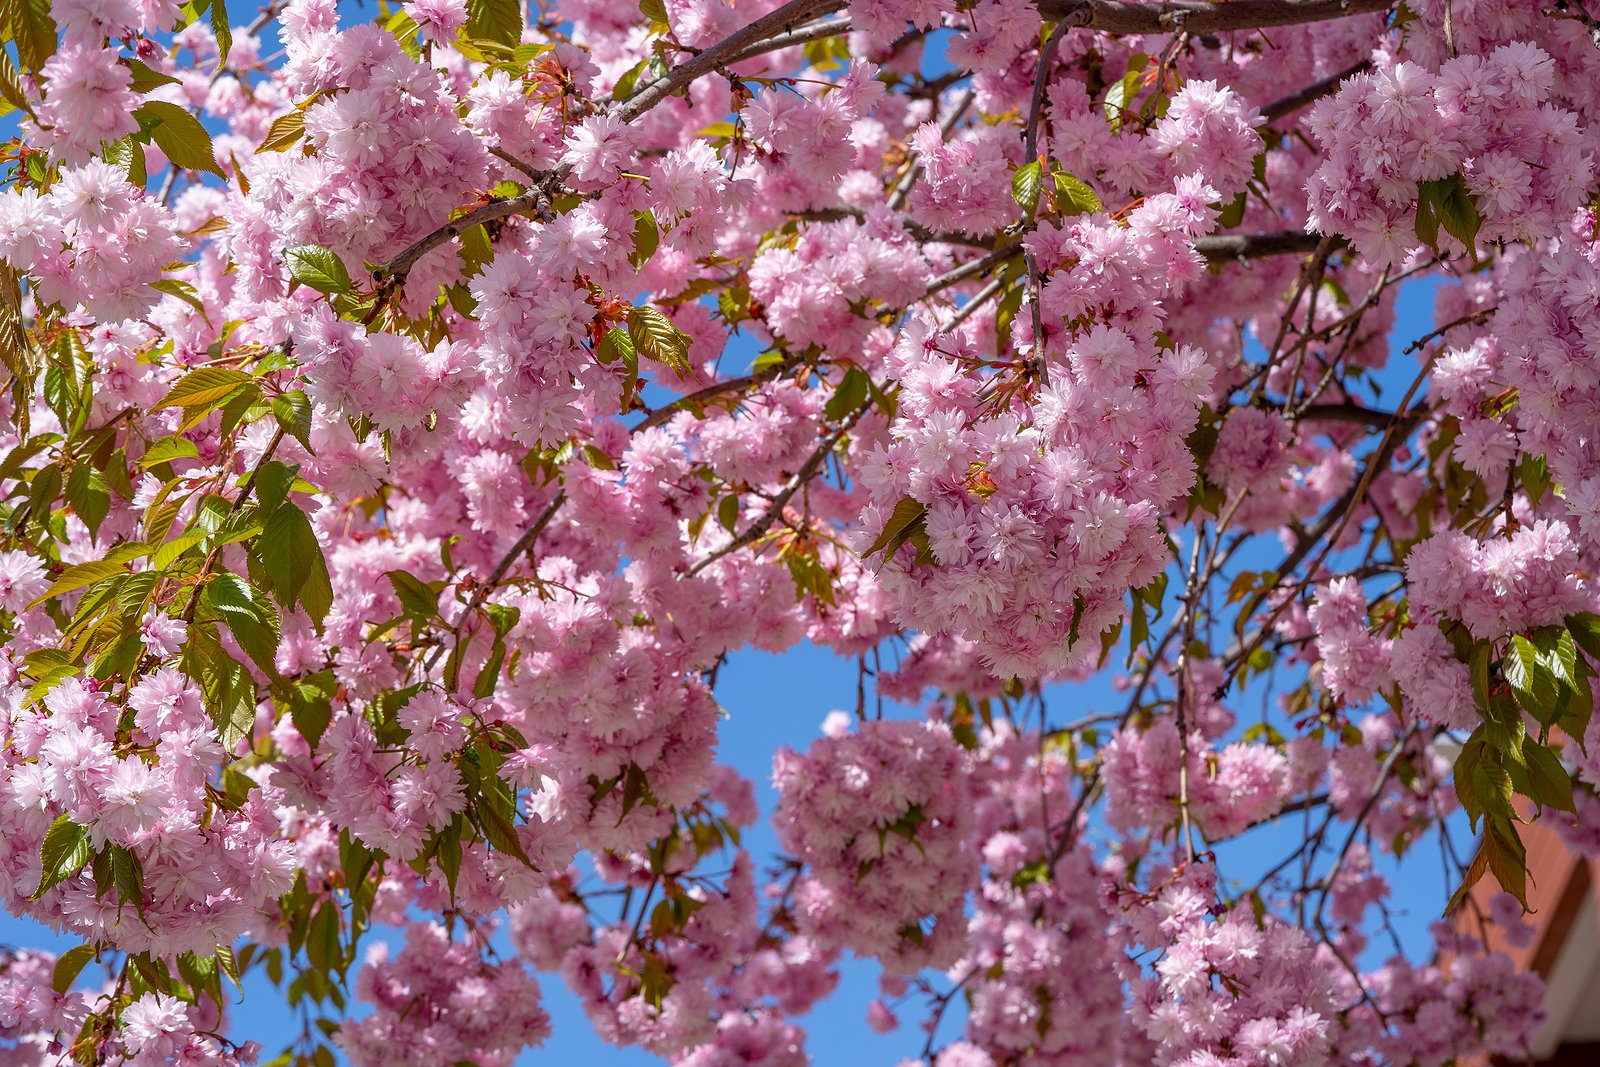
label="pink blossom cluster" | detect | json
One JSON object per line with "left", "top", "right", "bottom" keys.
{"left": 339, "top": 922, "right": 552, "bottom": 1066}
{"left": 749, "top": 215, "right": 932, "bottom": 350}
{"left": 1357, "top": 923, "right": 1547, "bottom": 1066}
{"left": 257, "top": 2, "right": 493, "bottom": 305}
{"left": 1482, "top": 215, "right": 1600, "bottom": 552}
{"left": 1309, "top": 578, "right": 1393, "bottom": 706}
{"left": 857, "top": 316, "right": 1211, "bottom": 678}
{"left": 1100, "top": 672, "right": 1291, "bottom": 841}
{"left": 0, "top": 161, "right": 187, "bottom": 324}
{"left": 116, "top": 992, "right": 256, "bottom": 1067}
{"left": 0, "top": 949, "right": 91, "bottom": 1061}
{"left": 508, "top": 827, "right": 838, "bottom": 1055}
{"left": 1135, "top": 903, "right": 1339, "bottom": 1067}
{"left": 957, "top": 725, "right": 1133, "bottom": 1065}
{"left": 0, "top": 675, "right": 297, "bottom": 959}
{"left": 772, "top": 717, "right": 977, "bottom": 971}
{"left": 1305, "top": 44, "right": 1593, "bottom": 265}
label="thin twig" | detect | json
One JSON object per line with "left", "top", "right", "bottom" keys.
{"left": 688, "top": 405, "right": 867, "bottom": 575}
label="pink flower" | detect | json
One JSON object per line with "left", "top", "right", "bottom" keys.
{"left": 0, "top": 552, "right": 49, "bottom": 613}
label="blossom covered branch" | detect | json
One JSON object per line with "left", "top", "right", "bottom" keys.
{"left": 0, "top": 0, "right": 1594, "bottom": 1064}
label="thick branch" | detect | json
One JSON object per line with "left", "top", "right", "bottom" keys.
{"left": 1262, "top": 60, "right": 1371, "bottom": 122}
{"left": 616, "top": 0, "right": 849, "bottom": 122}
{"left": 1296, "top": 402, "right": 1411, "bottom": 429}
{"left": 722, "top": 16, "right": 853, "bottom": 66}
{"left": 1193, "top": 231, "right": 1331, "bottom": 261}
{"left": 376, "top": 180, "right": 558, "bottom": 283}
{"left": 1038, "top": 0, "right": 1393, "bottom": 33}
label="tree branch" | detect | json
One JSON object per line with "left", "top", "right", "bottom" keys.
{"left": 1261, "top": 60, "right": 1371, "bottom": 123}
{"left": 631, "top": 356, "right": 804, "bottom": 435}
{"left": 1296, "top": 402, "right": 1413, "bottom": 429}
{"left": 374, "top": 178, "right": 559, "bottom": 284}
{"left": 721, "top": 16, "right": 853, "bottom": 67}
{"left": 1194, "top": 230, "right": 1331, "bottom": 261}
{"left": 1038, "top": 0, "right": 1393, "bottom": 34}
{"left": 688, "top": 405, "right": 867, "bottom": 576}
{"left": 616, "top": 0, "right": 849, "bottom": 122}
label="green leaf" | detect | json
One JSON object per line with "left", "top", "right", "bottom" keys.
{"left": 1520, "top": 453, "right": 1549, "bottom": 507}
{"left": 824, "top": 367, "right": 869, "bottom": 422}
{"left": 178, "top": 949, "right": 222, "bottom": 1004}
{"left": 627, "top": 307, "right": 692, "bottom": 376}
{"left": 199, "top": 573, "right": 281, "bottom": 677}
{"left": 52, "top": 944, "right": 95, "bottom": 994}
{"left": 596, "top": 326, "right": 635, "bottom": 366}
{"left": 434, "top": 816, "right": 464, "bottom": 898}
{"left": 717, "top": 494, "right": 740, "bottom": 533}
{"left": 1051, "top": 171, "right": 1101, "bottom": 216}
{"left": 305, "top": 902, "right": 341, "bottom": 972}
{"left": 475, "top": 638, "right": 507, "bottom": 699}
{"left": 252, "top": 460, "right": 296, "bottom": 516}
{"left": 1569, "top": 612, "right": 1600, "bottom": 661}
{"left": 6, "top": 0, "right": 57, "bottom": 73}
{"left": 1469, "top": 642, "right": 1491, "bottom": 714}
{"left": 1011, "top": 160, "right": 1042, "bottom": 214}
{"left": 217, "top": 945, "right": 241, "bottom": 990}
{"left": 33, "top": 815, "right": 92, "bottom": 898}
{"left": 1446, "top": 842, "right": 1489, "bottom": 915}
{"left": 1531, "top": 625, "right": 1578, "bottom": 684}
{"left": 482, "top": 601, "right": 520, "bottom": 639}
{"left": 1454, "top": 729, "right": 1486, "bottom": 825}
{"left": 135, "top": 100, "right": 223, "bottom": 177}
{"left": 149, "top": 279, "right": 209, "bottom": 320}
{"left": 1472, "top": 754, "right": 1515, "bottom": 824}
{"left": 385, "top": 8, "right": 423, "bottom": 55}
{"left": 1484, "top": 815, "right": 1529, "bottom": 910}
{"left": 149, "top": 532, "right": 203, "bottom": 571}
{"left": 126, "top": 58, "right": 181, "bottom": 92}
{"left": 64, "top": 463, "right": 109, "bottom": 539}
{"left": 209, "top": 0, "right": 232, "bottom": 68}
{"left": 1413, "top": 184, "right": 1439, "bottom": 251}
{"left": 103, "top": 136, "right": 148, "bottom": 186}
{"left": 0, "top": 50, "right": 28, "bottom": 121}
{"left": 1103, "top": 67, "right": 1141, "bottom": 133}
{"left": 33, "top": 558, "right": 132, "bottom": 606}
{"left": 465, "top": 0, "right": 522, "bottom": 47}
{"left": 387, "top": 570, "right": 439, "bottom": 620}
{"left": 256, "top": 110, "right": 306, "bottom": 154}
{"left": 272, "top": 390, "right": 314, "bottom": 451}
{"left": 474, "top": 796, "right": 534, "bottom": 865}
{"left": 141, "top": 435, "right": 201, "bottom": 468}
{"left": 107, "top": 844, "right": 144, "bottom": 912}
{"left": 284, "top": 675, "right": 334, "bottom": 749}
{"left": 1216, "top": 190, "right": 1246, "bottom": 229}
{"left": 611, "top": 57, "right": 650, "bottom": 102}
{"left": 630, "top": 210, "right": 659, "bottom": 270}
{"left": 1420, "top": 174, "right": 1480, "bottom": 256}
{"left": 254, "top": 503, "right": 331, "bottom": 629}
{"left": 1524, "top": 741, "right": 1574, "bottom": 813}
{"left": 1505, "top": 635, "right": 1558, "bottom": 720}
{"left": 284, "top": 245, "right": 354, "bottom": 295}
{"left": 863, "top": 497, "right": 928, "bottom": 561}
{"left": 157, "top": 366, "right": 252, "bottom": 409}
